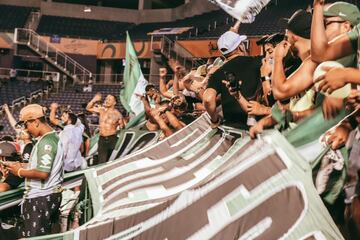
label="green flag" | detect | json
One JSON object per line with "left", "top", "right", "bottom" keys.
{"left": 285, "top": 107, "right": 349, "bottom": 204}
{"left": 120, "top": 32, "right": 148, "bottom": 115}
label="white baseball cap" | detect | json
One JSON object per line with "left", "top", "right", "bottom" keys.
{"left": 217, "top": 31, "right": 247, "bottom": 55}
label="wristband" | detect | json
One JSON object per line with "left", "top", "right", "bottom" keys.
{"left": 17, "top": 168, "right": 24, "bottom": 178}
{"left": 261, "top": 76, "right": 271, "bottom": 82}
{"left": 211, "top": 116, "right": 221, "bottom": 125}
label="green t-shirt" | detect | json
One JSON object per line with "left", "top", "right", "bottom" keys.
{"left": 24, "top": 131, "right": 64, "bottom": 199}
{"left": 347, "top": 23, "right": 360, "bottom": 69}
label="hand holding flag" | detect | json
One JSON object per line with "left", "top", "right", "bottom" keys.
{"left": 210, "top": 0, "right": 271, "bottom": 23}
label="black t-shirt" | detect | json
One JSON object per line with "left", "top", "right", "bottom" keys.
{"left": 207, "top": 55, "right": 262, "bottom": 128}
{"left": 179, "top": 113, "right": 196, "bottom": 125}
{"left": 184, "top": 96, "right": 201, "bottom": 112}
{"left": 4, "top": 173, "right": 23, "bottom": 189}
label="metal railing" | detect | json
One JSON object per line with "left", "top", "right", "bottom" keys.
{"left": 14, "top": 28, "right": 93, "bottom": 84}
{"left": 92, "top": 73, "right": 175, "bottom": 85}
{"left": 93, "top": 73, "right": 123, "bottom": 84}
{"left": 27, "top": 89, "right": 44, "bottom": 103}
{"left": 0, "top": 68, "right": 178, "bottom": 86}
{"left": 0, "top": 67, "right": 59, "bottom": 81}
{"left": 161, "top": 36, "right": 206, "bottom": 70}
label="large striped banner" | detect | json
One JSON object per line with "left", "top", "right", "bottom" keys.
{"left": 103, "top": 131, "right": 342, "bottom": 240}
{"left": 31, "top": 114, "right": 343, "bottom": 239}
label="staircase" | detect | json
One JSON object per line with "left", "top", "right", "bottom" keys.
{"left": 14, "top": 28, "right": 92, "bottom": 84}
{"left": 160, "top": 36, "right": 206, "bottom": 70}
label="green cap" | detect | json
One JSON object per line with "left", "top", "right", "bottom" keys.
{"left": 324, "top": 2, "right": 360, "bottom": 25}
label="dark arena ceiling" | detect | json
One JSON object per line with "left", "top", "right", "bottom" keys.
{"left": 53, "top": 0, "right": 186, "bottom": 9}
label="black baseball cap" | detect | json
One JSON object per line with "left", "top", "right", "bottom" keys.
{"left": 284, "top": 9, "right": 312, "bottom": 39}
{"left": 145, "top": 84, "right": 156, "bottom": 92}
{"left": 0, "top": 141, "right": 18, "bottom": 160}
{"left": 265, "top": 33, "right": 285, "bottom": 45}
{"left": 256, "top": 35, "right": 270, "bottom": 46}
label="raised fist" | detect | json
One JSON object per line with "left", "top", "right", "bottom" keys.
{"left": 50, "top": 102, "right": 59, "bottom": 110}
{"left": 93, "top": 93, "right": 102, "bottom": 102}
{"left": 159, "top": 68, "right": 167, "bottom": 78}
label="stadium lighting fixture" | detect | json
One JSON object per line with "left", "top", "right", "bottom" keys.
{"left": 84, "top": 6, "right": 92, "bottom": 13}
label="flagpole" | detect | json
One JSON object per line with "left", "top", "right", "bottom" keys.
{"left": 230, "top": 20, "right": 241, "bottom": 33}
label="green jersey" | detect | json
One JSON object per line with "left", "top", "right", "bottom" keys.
{"left": 348, "top": 23, "right": 360, "bottom": 69}
{"left": 24, "top": 131, "right": 64, "bottom": 199}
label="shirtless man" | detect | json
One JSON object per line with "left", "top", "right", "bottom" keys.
{"left": 86, "top": 93, "right": 124, "bottom": 164}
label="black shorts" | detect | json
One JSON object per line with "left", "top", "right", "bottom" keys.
{"left": 19, "top": 192, "right": 62, "bottom": 238}
{"left": 97, "top": 134, "right": 118, "bottom": 165}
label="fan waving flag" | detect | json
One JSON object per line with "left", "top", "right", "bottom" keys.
{"left": 211, "top": 0, "right": 271, "bottom": 23}
{"left": 120, "top": 32, "right": 148, "bottom": 115}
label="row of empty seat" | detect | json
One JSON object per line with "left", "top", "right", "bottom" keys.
{"left": 35, "top": 0, "right": 314, "bottom": 40}
{"left": 0, "top": 84, "right": 124, "bottom": 138}
{"left": 2, "top": 0, "right": 360, "bottom": 40}
{"left": 0, "top": 79, "right": 50, "bottom": 106}
{"left": 37, "top": 16, "right": 132, "bottom": 40}
{"left": 39, "top": 85, "right": 124, "bottom": 114}
{"left": 0, "top": 4, "right": 37, "bottom": 32}
{"left": 0, "top": 78, "right": 51, "bottom": 138}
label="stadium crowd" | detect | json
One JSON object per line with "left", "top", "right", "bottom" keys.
{"left": 0, "top": 0, "right": 360, "bottom": 238}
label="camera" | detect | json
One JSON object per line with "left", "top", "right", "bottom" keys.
{"left": 224, "top": 71, "right": 240, "bottom": 91}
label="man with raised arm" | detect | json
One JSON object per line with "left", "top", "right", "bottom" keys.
{"left": 250, "top": 5, "right": 359, "bottom": 138}
{"left": 86, "top": 93, "right": 124, "bottom": 164}
{"left": 272, "top": 4, "right": 358, "bottom": 113}
{"left": 311, "top": 0, "right": 360, "bottom": 89}
{"left": 49, "top": 103, "right": 87, "bottom": 172}
{"left": 3, "top": 104, "right": 33, "bottom": 162}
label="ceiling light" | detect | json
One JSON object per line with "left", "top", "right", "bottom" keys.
{"left": 84, "top": 6, "right": 92, "bottom": 13}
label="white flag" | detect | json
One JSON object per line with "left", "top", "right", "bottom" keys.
{"left": 211, "top": 0, "right": 271, "bottom": 23}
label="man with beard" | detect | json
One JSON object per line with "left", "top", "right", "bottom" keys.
{"left": 250, "top": 5, "right": 358, "bottom": 138}
{"left": 86, "top": 93, "right": 124, "bottom": 164}
{"left": 272, "top": 6, "right": 357, "bottom": 101}
{"left": 50, "top": 103, "right": 87, "bottom": 172}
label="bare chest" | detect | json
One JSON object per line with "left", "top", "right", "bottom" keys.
{"left": 100, "top": 111, "right": 120, "bottom": 125}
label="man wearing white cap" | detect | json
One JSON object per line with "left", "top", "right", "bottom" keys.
{"left": 203, "top": 30, "right": 262, "bottom": 129}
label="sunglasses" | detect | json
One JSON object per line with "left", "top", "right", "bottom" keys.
{"left": 23, "top": 119, "right": 36, "bottom": 129}
{"left": 323, "top": 20, "right": 346, "bottom": 27}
